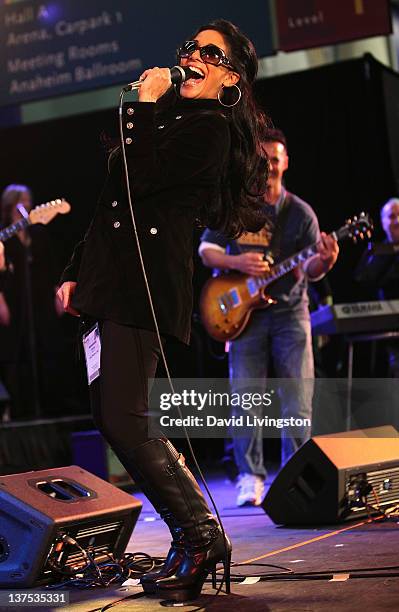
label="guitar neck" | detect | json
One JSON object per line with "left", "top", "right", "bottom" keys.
{"left": 0, "top": 218, "right": 30, "bottom": 242}
{"left": 257, "top": 230, "right": 338, "bottom": 288}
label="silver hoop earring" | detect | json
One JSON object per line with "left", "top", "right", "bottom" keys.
{"left": 217, "top": 84, "right": 242, "bottom": 108}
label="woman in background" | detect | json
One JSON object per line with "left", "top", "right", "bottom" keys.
{"left": 0, "top": 184, "right": 64, "bottom": 420}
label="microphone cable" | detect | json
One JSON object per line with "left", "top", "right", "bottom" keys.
{"left": 118, "top": 83, "right": 231, "bottom": 599}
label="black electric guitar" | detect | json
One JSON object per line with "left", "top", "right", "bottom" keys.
{"left": 200, "top": 213, "right": 373, "bottom": 342}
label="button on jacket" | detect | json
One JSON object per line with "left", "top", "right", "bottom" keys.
{"left": 61, "top": 98, "right": 231, "bottom": 344}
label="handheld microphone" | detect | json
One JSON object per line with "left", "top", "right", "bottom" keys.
{"left": 122, "top": 65, "right": 198, "bottom": 92}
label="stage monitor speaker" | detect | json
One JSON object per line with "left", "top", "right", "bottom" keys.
{"left": 262, "top": 426, "right": 399, "bottom": 525}
{"left": 0, "top": 465, "right": 142, "bottom": 587}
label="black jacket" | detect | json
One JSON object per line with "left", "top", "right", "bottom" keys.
{"left": 61, "top": 98, "right": 230, "bottom": 344}
{"left": 354, "top": 242, "right": 399, "bottom": 301}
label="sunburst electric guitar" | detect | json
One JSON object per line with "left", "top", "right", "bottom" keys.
{"left": 200, "top": 213, "right": 373, "bottom": 342}
{"left": 0, "top": 198, "right": 71, "bottom": 242}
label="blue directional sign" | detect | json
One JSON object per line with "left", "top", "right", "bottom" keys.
{"left": 0, "top": 0, "right": 274, "bottom": 107}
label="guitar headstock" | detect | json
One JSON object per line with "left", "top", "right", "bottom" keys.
{"left": 336, "top": 212, "right": 373, "bottom": 243}
{"left": 28, "top": 199, "right": 71, "bottom": 225}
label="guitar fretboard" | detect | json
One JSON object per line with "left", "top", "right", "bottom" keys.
{"left": 254, "top": 229, "right": 340, "bottom": 289}
{"left": 0, "top": 218, "right": 29, "bottom": 242}
{"left": 260, "top": 243, "right": 319, "bottom": 286}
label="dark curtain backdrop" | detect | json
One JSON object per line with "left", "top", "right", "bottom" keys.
{"left": 254, "top": 54, "right": 399, "bottom": 303}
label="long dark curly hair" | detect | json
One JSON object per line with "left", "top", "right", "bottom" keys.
{"left": 192, "top": 20, "right": 270, "bottom": 237}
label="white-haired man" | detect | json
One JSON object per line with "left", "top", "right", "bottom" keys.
{"left": 355, "top": 197, "right": 399, "bottom": 376}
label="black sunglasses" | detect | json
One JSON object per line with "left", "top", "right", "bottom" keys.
{"left": 177, "top": 40, "right": 236, "bottom": 71}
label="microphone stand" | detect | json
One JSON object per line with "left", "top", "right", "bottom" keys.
{"left": 17, "top": 205, "right": 41, "bottom": 418}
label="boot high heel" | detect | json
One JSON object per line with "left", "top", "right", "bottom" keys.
{"left": 155, "top": 527, "right": 232, "bottom": 602}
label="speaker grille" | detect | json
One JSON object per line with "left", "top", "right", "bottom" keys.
{"left": 347, "top": 466, "right": 399, "bottom": 514}
{"left": 76, "top": 521, "right": 123, "bottom": 539}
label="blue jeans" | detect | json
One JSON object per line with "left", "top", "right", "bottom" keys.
{"left": 229, "top": 308, "right": 314, "bottom": 477}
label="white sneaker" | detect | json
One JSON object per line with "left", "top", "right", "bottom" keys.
{"left": 236, "top": 473, "right": 265, "bottom": 507}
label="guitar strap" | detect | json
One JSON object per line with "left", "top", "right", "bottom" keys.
{"left": 268, "top": 192, "right": 292, "bottom": 260}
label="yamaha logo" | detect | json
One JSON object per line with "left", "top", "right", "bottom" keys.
{"left": 342, "top": 303, "right": 383, "bottom": 315}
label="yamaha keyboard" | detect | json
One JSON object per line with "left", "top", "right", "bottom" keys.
{"left": 311, "top": 300, "right": 399, "bottom": 335}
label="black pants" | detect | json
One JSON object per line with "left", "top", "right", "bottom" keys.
{"left": 90, "top": 320, "right": 164, "bottom": 455}
{"left": 88, "top": 320, "right": 217, "bottom": 542}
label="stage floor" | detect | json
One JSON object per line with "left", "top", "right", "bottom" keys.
{"left": 34, "top": 472, "right": 399, "bottom": 612}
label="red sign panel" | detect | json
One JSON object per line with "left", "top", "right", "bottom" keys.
{"left": 276, "top": 0, "right": 392, "bottom": 52}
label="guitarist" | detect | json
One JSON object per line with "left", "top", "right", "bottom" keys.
{"left": 199, "top": 128, "right": 339, "bottom": 506}
{"left": 0, "top": 184, "right": 65, "bottom": 420}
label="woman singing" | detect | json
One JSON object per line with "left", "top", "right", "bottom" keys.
{"left": 57, "top": 19, "right": 269, "bottom": 601}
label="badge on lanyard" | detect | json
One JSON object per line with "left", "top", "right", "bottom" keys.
{"left": 82, "top": 323, "right": 101, "bottom": 385}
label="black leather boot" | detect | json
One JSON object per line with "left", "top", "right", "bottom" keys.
{"left": 128, "top": 438, "right": 232, "bottom": 602}
{"left": 108, "top": 447, "right": 185, "bottom": 594}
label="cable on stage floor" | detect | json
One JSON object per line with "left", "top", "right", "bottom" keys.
{"left": 42, "top": 501, "right": 399, "bottom": 612}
